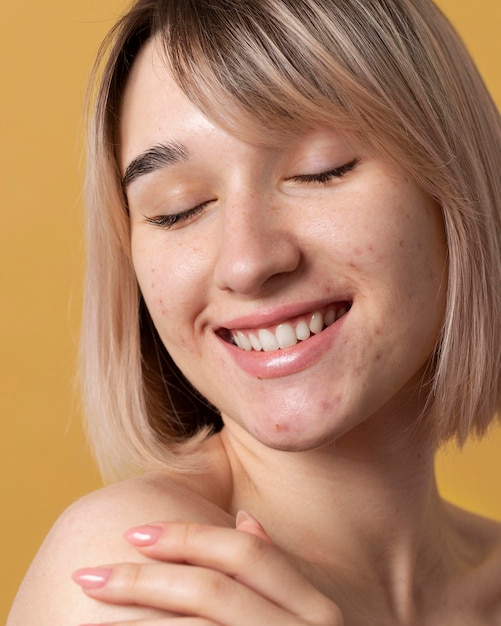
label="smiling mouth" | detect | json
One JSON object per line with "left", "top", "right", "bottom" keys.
{"left": 218, "top": 302, "right": 352, "bottom": 352}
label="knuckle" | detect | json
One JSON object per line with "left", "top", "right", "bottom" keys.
{"left": 236, "top": 531, "right": 270, "bottom": 567}
{"left": 114, "top": 562, "right": 149, "bottom": 594}
{"left": 204, "top": 568, "right": 233, "bottom": 598}
{"left": 192, "top": 569, "right": 233, "bottom": 609}
{"left": 179, "top": 521, "right": 208, "bottom": 550}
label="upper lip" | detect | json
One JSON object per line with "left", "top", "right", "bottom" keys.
{"left": 214, "top": 296, "right": 353, "bottom": 332}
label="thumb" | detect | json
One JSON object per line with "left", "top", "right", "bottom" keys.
{"left": 235, "top": 510, "right": 274, "bottom": 545}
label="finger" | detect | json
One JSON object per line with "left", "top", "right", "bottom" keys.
{"left": 80, "top": 618, "right": 219, "bottom": 626}
{"left": 73, "top": 561, "right": 317, "bottom": 626}
{"left": 235, "top": 510, "right": 273, "bottom": 545}
{"left": 123, "top": 523, "right": 339, "bottom": 622}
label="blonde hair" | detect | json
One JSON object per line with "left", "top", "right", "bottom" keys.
{"left": 83, "top": 0, "right": 501, "bottom": 481}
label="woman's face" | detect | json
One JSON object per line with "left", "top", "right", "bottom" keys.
{"left": 120, "top": 41, "right": 447, "bottom": 451}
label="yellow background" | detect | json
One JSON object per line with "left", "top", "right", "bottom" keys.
{"left": 1, "top": 0, "right": 500, "bottom": 620}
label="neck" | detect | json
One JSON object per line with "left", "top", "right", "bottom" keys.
{"left": 218, "top": 413, "right": 453, "bottom": 623}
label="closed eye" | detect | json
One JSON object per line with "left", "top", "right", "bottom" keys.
{"left": 143, "top": 200, "right": 213, "bottom": 230}
{"left": 292, "top": 158, "right": 360, "bottom": 184}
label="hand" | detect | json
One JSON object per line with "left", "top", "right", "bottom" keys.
{"left": 73, "top": 512, "right": 344, "bottom": 625}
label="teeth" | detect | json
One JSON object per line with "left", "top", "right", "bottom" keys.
{"left": 336, "top": 306, "right": 347, "bottom": 321}
{"left": 324, "top": 309, "right": 336, "bottom": 326}
{"left": 295, "top": 320, "right": 311, "bottom": 340}
{"left": 259, "top": 329, "right": 279, "bottom": 352}
{"left": 230, "top": 306, "right": 349, "bottom": 352}
{"left": 276, "top": 323, "right": 298, "bottom": 349}
{"left": 249, "top": 333, "right": 263, "bottom": 351}
{"left": 236, "top": 331, "right": 252, "bottom": 351}
{"left": 309, "top": 311, "right": 324, "bottom": 334}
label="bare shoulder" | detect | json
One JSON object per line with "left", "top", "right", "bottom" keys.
{"left": 444, "top": 503, "right": 501, "bottom": 624}
{"left": 7, "top": 466, "right": 233, "bottom": 625}
{"left": 446, "top": 501, "right": 501, "bottom": 558}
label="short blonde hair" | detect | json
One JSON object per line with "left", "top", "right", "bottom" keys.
{"left": 83, "top": 0, "right": 501, "bottom": 481}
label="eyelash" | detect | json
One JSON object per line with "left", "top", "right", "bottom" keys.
{"left": 144, "top": 158, "right": 359, "bottom": 230}
{"left": 144, "top": 201, "right": 211, "bottom": 230}
{"left": 291, "top": 158, "right": 360, "bottom": 184}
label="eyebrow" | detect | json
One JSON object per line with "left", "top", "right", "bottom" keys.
{"left": 121, "top": 141, "right": 189, "bottom": 188}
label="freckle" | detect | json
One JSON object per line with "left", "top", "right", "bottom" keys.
{"left": 375, "top": 353, "right": 382, "bottom": 362}
{"left": 399, "top": 240, "right": 404, "bottom": 248}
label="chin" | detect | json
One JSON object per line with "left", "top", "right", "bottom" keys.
{"left": 245, "top": 414, "right": 349, "bottom": 453}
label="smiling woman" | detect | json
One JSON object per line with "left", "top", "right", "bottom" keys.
{"left": 7, "top": 0, "right": 501, "bottom": 625}
{"left": 122, "top": 45, "right": 448, "bottom": 450}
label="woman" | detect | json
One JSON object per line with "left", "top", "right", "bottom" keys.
{"left": 8, "top": 0, "right": 501, "bottom": 624}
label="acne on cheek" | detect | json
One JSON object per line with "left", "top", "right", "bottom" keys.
{"left": 156, "top": 297, "right": 168, "bottom": 317}
{"left": 347, "top": 242, "right": 386, "bottom": 270}
{"left": 320, "top": 395, "right": 342, "bottom": 414}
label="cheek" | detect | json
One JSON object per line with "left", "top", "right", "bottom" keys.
{"left": 131, "top": 233, "right": 211, "bottom": 349}
{"left": 355, "top": 198, "right": 445, "bottom": 289}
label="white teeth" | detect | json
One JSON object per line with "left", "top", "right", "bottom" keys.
{"left": 276, "top": 323, "right": 298, "bottom": 349}
{"left": 309, "top": 311, "right": 324, "bottom": 334}
{"left": 236, "top": 331, "right": 252, "bottom": 351}
{"left": 324, "top": 309, "right": 336, "bottom": 326}
{"left": 249, "top": 333, "right": 263, "bottom": 351}
{"left": 258, "top": 329, "right": 279, "bottom": 352}
{"left": 230, "top": 305, "right": 349, "bottom": 352}
{"left": 336, "top": 306, "right": 347, "bottom": 321}
{"left": 295, "top": 320, "right": 311, "bottom": 341}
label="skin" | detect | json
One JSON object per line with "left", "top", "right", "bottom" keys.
{"left": 8, "top": 38, "right": 501, "bottom": 626}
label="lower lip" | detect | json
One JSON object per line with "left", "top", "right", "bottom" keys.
{"left": 218, "top": 313, "right": 349, "bottom": 379}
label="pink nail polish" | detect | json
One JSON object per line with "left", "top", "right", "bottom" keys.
{"left": 124, "top": 524, "right": 163, "bottom": 546}
{"left": 72, "top": 568, "right": 112, "bottom": 589}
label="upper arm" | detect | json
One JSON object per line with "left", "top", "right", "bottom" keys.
{"left": 7, "top": 475, "right": 232, "bottom": 625}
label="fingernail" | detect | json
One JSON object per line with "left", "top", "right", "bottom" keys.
{"left": 236, "top": 510, "right": 264, "bottom": 529}
{"left": 124, "top": 524, "right": 163, "bottom": 546}
{"left": 72, "top": 568, "right": 112, "bottom": 589}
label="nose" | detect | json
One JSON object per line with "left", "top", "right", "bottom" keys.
{"left": 213, "top": 196, "right": 301, "bottom": 295}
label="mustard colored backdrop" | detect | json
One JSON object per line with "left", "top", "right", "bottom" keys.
{"left": 1, "top": 0, "right": 500, "bottom": 621}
